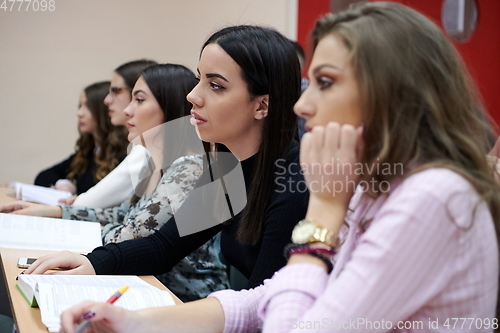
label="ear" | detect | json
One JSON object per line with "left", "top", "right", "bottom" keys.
{"left": 254, "top": 95, "right": 269, "bottom": 120}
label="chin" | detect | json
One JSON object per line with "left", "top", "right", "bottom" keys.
{"left": 127, "top": 132, "right": 138, "bottom": 143}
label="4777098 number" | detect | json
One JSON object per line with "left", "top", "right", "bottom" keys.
{"left": 1, "top": 0, "right": 55, "bottom": 11}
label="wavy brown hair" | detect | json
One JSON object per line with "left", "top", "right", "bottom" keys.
{"left": 67, "top": 81, "right": 127, "bottom": 182}
{"left": 312, "top": 1, "right": 500, "bottom": 320}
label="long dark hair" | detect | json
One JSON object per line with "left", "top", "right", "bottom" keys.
{"left": 312, "top": 2, "right": 500, "bottom": 319}
{"left": 202, "top": 25, "right": 301, "bottom": 245}
{"left": 141, "top": 64, "right": 197, "bottom": 122}
{"left": 130, "top": 64, "right": 198, "bottom": 202}
{"left": 68, "top": 81, "right": 127, "bottom": 181}
{"left": 115, "top": 59, "right": 158, "bottom": 90}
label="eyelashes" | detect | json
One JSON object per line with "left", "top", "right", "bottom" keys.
{"left": 316, "top": 76, "right": 334, "bottom": 90}
{"left": 209, "top": 82, "right": 225, "bottom": 91}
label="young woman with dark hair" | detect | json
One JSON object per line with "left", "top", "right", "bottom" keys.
{"left": 34, "top": 81, "right": 127, "bottom": 195}
{"left": 18, "top": 25, "right": 309, "bottom": 297}
{"left": 59, "top": 3, "right": 498, "bottom": 333}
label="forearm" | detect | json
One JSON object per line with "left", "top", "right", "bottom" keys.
{"left": 88, "top": 220, "right": 221, "bottom": 275}
{"left": 62, "top": 204, "right": 125, "bottom": 226}
{"left": 136, "top": 298, "right": 225, "bottom": 333}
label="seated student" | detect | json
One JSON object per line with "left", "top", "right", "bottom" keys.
{"left": 34, "top": 81, "right": 127, "bottom": 195}
{"left": 59, "top": 3, "right": 499, "bottom": 333}
{"left": 3, "top": 64, "right": 229, "bottom": 301}
{"left": 61, "top": 59, "right": 158, "bottom": 208}
{"left": 15, "top": 25, "right": 309, "bottom": 298}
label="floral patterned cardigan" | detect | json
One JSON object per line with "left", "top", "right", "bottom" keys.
{"left": 61, "top": 155, "right": 229, "bottom": 301}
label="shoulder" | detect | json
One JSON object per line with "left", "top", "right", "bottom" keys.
{"left": 395, "top": 167, "right": 475, "bottom": 199}
{"left": 169, "top": 155, "right": 204, "bottom": 170}
{"left": 384, "top": 168, "right": 488, "bottom": 229}
{"left": 161, "top": 155, "right": 204, "bottom": 182}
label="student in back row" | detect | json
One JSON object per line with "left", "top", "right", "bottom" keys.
{"left": 34, "top": 81, "right": 127, "bottom": 195}
{"left": 62, "top": 59, "right": 158, "bottom": 208}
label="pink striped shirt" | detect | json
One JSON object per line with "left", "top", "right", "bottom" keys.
{"left": 210, "top": 168, "right": 499, "bottom": 333}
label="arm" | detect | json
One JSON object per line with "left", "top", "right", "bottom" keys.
{"left": 258, "top": 171, "right": 493, "bottom": 333}
{"left": 73, "top": 145, "right": 149, "bottom": 208}
{"left": 60, "top": 298, "right": 225, "bottom": 333}
{"left": 209, "top": 281, "right": 270, "bottom": 333}
{"left": 34, "top": 154, "right": 74, "bottom": 188}
{"left": 101, "top": 155, "right": 203, "bottom": 244}
{"left": 25, "top": 159, "right": 225, "bottom": 275}
{"left": 61, "top": 199, "right": 128, "bottom": 226}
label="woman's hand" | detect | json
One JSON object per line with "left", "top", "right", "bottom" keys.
{"left": 54, "top": 179, "right": 77, "bottom": 194}
{"left": 60, "top": 301, "right": 144, "bottom": 333}
{"left": 24, "top": 251, "right": 96, "bottom": 275}
{"left": 0, "top": 201, "right": 62, "bottom": 218}
{"left": 300, "top": 122, "right": 363, "bottom": 228}
{"left": 59, "top": 195, "right": 77, "bottom": 205}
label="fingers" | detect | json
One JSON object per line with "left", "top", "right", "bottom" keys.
{"left": 60, "top": 301, "right": 129, "bottom": 333}
{"left": 24, "top": 251, "right": 90, "bottom": 275}
{"left": 306, "top": 122, "right": 358, "bottom": 158}
{"left": 338, "top": 124, "right": 357, "bottom": 160}
{"left": 0, "top": 201, "right": 29, "bottom": 213}
{"left": 355, "top": 125, "right": 365, "bottom": 161}
{"left": 59, "top": 195, "right": 77, "bottom": 205}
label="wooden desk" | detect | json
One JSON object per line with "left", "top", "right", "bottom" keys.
{"left": 0, "top": 248, "right": 181, "bottom": 333}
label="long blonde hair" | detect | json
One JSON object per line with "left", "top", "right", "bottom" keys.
{"left": 312, "top": 1, "right": 500, "bottom": 319}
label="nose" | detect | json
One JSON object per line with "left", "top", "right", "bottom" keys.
{"left": 186, "top": 84, "right": 202, "bottom": 108}
{"left": 104, "top": 93, "right": 112, "bottom": 106}
{"left": 123, "top": 100, "right": 133, "bottom": 118}
{"left": 76, "top": 107, "right": 84, "bottom": 118}
{"left": 293, "top": 86, "right": 315, "bottom": 120}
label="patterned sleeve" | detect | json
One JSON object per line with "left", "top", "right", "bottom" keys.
{"left": 101, "top": 155, "right": 204, "bottom": 244}
{"left": 61, "top": 201, "right": 129, "bottom": 226}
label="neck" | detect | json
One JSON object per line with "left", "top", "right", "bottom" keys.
{"left": 223, "top": 123, "right": 262, "bottom": 161}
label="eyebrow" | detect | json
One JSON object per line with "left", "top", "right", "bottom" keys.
{"left": 206, "top": 73, "right": 228, "bottom": 82}
{"left": 133, "top": 90, "right": 147, "bottom": 96}
{"left": 312, "top": 64, "right": 340, "bottom": 75}
{"left": 196, "top": 69, "right": 228, "bottom": 82}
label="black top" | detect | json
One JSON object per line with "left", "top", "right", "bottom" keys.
{"left": 86, "top": 143, "right": 309, "bottom": 289}
{"left": 34, "top": 152, "right": 97, "bottom": 195}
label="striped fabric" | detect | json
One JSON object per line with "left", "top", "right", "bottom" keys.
{"left": 211, "top": 168, "right": 499, "bottom": 333}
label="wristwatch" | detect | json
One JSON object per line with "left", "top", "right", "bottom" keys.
{"left": 291, "top": 219, "right": 338, "bottom": 248}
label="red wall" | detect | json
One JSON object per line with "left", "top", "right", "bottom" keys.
{"left": 297, "top": 0, "right": 500, "bottom": 127}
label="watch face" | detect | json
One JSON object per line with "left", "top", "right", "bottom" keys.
{"left": 292, "top": 222, "right": 316, "bottom": 244}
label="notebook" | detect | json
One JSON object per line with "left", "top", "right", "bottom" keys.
{"left": 10, "top": 182, "right": 73, "bottom": 206}
{"left": 0, "top": 213, "right": 102, "bottom": 252}
{"left": 17, "top": 274, "right": 176, "bottom": 332}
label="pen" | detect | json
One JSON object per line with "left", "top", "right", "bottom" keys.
{"left": 74, "top": 285, "right": 129, "bottom": 333}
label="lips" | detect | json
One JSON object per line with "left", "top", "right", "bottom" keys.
{"left": 190, "top": 111, "right": 207, "bottom": 126}
{"left": 126, "top": 122, "right": 135, "bottom": 129}
{"left": 191, "top": 111, "right": 207, "bottom": 122}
